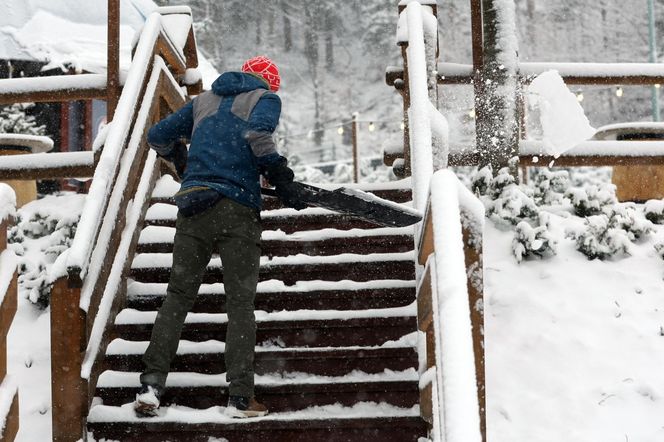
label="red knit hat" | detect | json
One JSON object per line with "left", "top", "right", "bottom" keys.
{"left": 242, "top": 56, "right": 280, "bottom": 92}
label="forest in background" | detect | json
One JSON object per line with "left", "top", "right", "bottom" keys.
{"left": 154, "top": 0, "right": 664, "bottom": 164}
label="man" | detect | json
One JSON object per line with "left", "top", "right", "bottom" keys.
{"left": 133, "top": 56, "right": 305, "bottom": 418}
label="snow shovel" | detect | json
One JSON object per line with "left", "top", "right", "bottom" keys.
{"left": 261, "top": 182, "right": 422, "bottom": 228}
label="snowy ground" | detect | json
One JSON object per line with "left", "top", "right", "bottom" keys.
{"left": 486, "top": 219, "right": 664, "bottom": 441}
{"left": 4, "top": 172, "right": 664, "bottom": 441}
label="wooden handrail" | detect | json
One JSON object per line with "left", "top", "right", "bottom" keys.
{"left": 47, "top": 10, "right": 192, "bottom": 441}
{"left": 387, "top": 62, "right": 664, "bottom": 87}
{"left": 0, "top": 152, "right": 95, "bottom": 180}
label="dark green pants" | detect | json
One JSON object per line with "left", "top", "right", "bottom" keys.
{"left": 140, "top": 198, "right": 262, "bottom": 397}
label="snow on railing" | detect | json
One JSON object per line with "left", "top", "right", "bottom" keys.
{"left": 0, "top": 74, "right": 108, "bottom": 96}
{"left": 65, "top": 11, "right": 179, "bottom": 280}
{"left": 398, "top": 1, "right": 449, "bottom": 213}
{"left": 81, "top": 150, "right": 159, "bottom": 379}
{"left": 0, "top": 184, "right": 17, "bottom": 306}
{"left": 418, "top": 170, "right": 485, "bottom": 442}
{"left": 396, "top": 3, "right": 486, "bottom": 440}
{"left": 520, "top": 140, "right": 664, "bottom": 158}
{"left": 78, "top": 56, "right": 182, "bottom": 314}
{"left": 435, "top": 62, "right": 664, "bottom": 84}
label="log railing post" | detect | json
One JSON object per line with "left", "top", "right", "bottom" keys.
{"left": 463, "top": 223, "right": 486, "bottom": 442}
{"left": 107, "top": 0, "right": 121, "bottom": 122}
{"left": 0, "top": 215, "right": 19, "bottom": 442}
{"left": 50, "top": 276, "right": 86, "bottom": 442}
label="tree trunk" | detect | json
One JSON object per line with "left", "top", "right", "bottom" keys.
{"left": 282, "top": 0, "right": 293, "bottom": 52}
{"left": 475, "top": 0, "right": 520, "bottom": 173}
{"left": 324, "top": 8, "right": 334, "bottom": 70}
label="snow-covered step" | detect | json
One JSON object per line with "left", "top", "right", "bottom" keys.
{"left": 130, "top": 251, "right": 416, "bottom": 284}
{"left": 94, "top": 369, "right": 420, "bottom": 411}
{"left": 126, "top": 280, "right": 417, "bottom": 312}
{"left": 104, "top": 338, "right": 418, "bottom": 376}
{"left": 114, "top": 306, "right": 417, "bottom": 347}
{"left": 136, "top": 225, "right": 414, "bottom": 256}
{"left": 88, "top": 403, "right": 426, "bottom": 442}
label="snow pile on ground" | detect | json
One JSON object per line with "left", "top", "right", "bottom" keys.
{"left": 483, "top": 168, "right": 664, "bottom": 441}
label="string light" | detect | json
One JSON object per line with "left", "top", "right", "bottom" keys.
{"left": 468, "top": 108, "right": 476, "bottom": 118}
{"left": 615, "top": 86, "right": 624, "bottom": 98}
{"left": 576, "top": 91, "right": 584, "bottom": 102}
{"left": 656, "top": 84, "right": 661, "bottom": 89}
{"left": 368, "top": 122, "right": 376, "bottom": 132}
{"left": 400, "top": 122, "right": 405, "bottom": 130}
{"left": 337, "top": 126, "right": 344, "bottom": 135}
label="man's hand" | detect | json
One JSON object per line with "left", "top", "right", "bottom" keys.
{"left": 159, "top": 140, "right": 188, "bottom": 180}
{"left": 275, "top": 182, "right": 308, "bottom": 210}
{"left": 262, "top": 157, "right": 307, "bottom": 210}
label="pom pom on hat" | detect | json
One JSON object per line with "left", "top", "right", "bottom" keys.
{"left": 241, "top": 56, "right": 280, "bottom": 92}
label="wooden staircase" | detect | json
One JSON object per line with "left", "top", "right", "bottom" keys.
{"left": 86, "top": 179, "right": 428, "bottom": 441}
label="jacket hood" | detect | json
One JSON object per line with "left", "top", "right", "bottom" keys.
{"left": 211, "top": 72, "right": 270, "bottom": 96}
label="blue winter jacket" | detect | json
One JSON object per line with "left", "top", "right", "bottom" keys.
{"left": 147, "top": 72, "right": 282, "bottom": 211}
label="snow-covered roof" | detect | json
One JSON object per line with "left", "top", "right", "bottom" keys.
{"left": 0, "top": 0, "right": 219, "bottom": 88}
{"left": 0, "top": 0, "right": 156, "bottom": 73}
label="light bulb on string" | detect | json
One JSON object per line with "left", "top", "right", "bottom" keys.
{"left": 656, "top": 84, "right": 661, "bottom": 89}
{"left": 368, "top": 122, "right": 376, "bottom": 132}
{"left": 337, "top": 126, "right": 344, "bottom": 135}
{"left": 615, "top": 86, "right": 624, "bottom": 98}
{"left": 576, "top": 91, "right": 584, "bottom": 102}
{"left": 468, "top": 108, "right": 476, "bottom": 118}
{"left": 400, "top": 122, "right": 405, "bottom": 130}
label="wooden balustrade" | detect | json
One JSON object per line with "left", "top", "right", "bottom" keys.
{"left": 42, "top": 10, "right": 192, "bottom": 440}
{"left": 415, "top": 171, "right": 485, "bottom": 442}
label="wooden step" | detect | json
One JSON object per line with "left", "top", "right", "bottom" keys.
{"left": 96, "top": 378, "right": 420, "bottom": 411}
{"left": 104, "top": 343, "right": 418, "bottom": 376}
{"left": 114, "top": 314, "right": 417, "bottom": 348}
{"left": 126, "top": 282, "right": 416, "bottom": 312}
{"left": 88, "top": 414, "right": 427, "bottom": 442}
{"left": 136, "top": 226, "right": 414, "bottom": 256}
{"left": 130, "top": 252, "right": 416, "bottom": 285}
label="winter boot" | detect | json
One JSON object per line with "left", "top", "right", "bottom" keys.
{"left": 224, "top": 395, "right": 268, "bottom": 418}
{"left": 134, "top": 383, "right": 163, "bottom": 417}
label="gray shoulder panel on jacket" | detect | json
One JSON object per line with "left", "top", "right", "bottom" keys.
{"left": 231, "top": 89, "right": 270, "bottom": 121}
{"left": 192, "top": 91, "right": 222, "bottom": 131}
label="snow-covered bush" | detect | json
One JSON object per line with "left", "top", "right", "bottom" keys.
{"left": 488, "top": 167, "right": 516, "bottom": 199}
{"left": 0, "top": 102, "right": 46, "bottom": 135}
{"left": 655, "top": 242, "right": 664, "bottom": 260}
{"left": 565, "top": 184, "right": 617, "bottom": 217}
{"left": 471, "top": 166, "right": 493, "bottom": 196}
{"left": 8, "top": 194, "right": 84, "bottom": 307}
{"left": 566, "top": 214, "right": 631, "bottom": 260}
{"left": 605, "top": 204, "right": 654, "bottom": 241}
{"left": 488, "top": 185, "right": 539, "bottom": 226}
{"left": 512, "top": 220, "right": 557, "bottom": 263}
{"left": 530, "top": 168, "right": 570, "bottom": 205}
{"left": 471, "top": 166, "right": 539, "bottom": 226}
{"left": 644, "top": 199, "right": 664, "bottom": 224}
